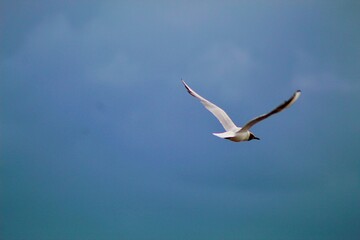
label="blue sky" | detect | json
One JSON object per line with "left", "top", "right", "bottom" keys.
{"left": 1, "top": 1, "right": 360, "bottom": 239}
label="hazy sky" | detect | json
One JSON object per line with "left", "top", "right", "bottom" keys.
{"left": 1, "top": 1, "right": 360, "bottom": 239}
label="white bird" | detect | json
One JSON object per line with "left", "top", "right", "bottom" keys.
{"left": 182, "top": 80, "right": 301, "bottom": 142}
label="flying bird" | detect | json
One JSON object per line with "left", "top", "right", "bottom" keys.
{"left": 182, "top": 80, "right": 301, "bottom": 142}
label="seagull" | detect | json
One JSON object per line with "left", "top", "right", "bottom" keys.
{"left": 182, "top": 80, "right": 301, "bottom": 142}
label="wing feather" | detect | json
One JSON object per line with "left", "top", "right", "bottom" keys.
{"left": 182, "top": 80, "right": 237, "bottom": 131}
{"left": 239, "top": 90, "right": 301, "bottom": 132}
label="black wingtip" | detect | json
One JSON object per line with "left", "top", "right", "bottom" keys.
{"left": 296, "top": 90, "right": 301, "bottom": 93}
{"left": 181, "top": 80, "right": 186, "bottom": 87}
{"left": 181, "top": 80, "right": 191, "bottom": 93}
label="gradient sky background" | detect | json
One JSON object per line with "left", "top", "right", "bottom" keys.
{"left": 1, "top": 1, "right": 360, "bottom": 240}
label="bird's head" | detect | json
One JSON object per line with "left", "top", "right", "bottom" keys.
{"left": 249, "top": 132, "right": 260, "bottom": 141}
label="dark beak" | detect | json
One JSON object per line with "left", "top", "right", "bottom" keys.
{"left": 254, "top": 137, "right": 260, "bottom": 140}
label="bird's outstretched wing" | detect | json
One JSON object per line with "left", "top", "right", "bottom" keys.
{"left": 239, "top": 90, "right": 301, "bottom": 132}
{"left": 182, "top": 80, "right": 237, "bottom": 131}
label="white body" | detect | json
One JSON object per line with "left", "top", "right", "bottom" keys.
{"left": 213, "top": 129, "right": 250, "bottom": 142}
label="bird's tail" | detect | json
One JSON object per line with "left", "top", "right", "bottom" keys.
{"left": 212, "top": 131, "right": 236, "bottom": 139}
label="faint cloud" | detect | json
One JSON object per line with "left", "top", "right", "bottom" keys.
{"left": 156, "top": 1, "right": 212, "bottom": 29}
{"left": 198, "top": 43, "right": 252, "bottom": 77}
{"left": 90, "top": 53, "right": 139, "bottom": 86}
{"left": 189, "top": 43, "right": 254, "bottom": 100}
{"left": 292, "top": 50, "right": 360, "bottom": 93}
{"left": 3, "top": 13, "right": 141, "bottom": 88}
{"left": 102, "top": 1, "right": 213, "bottom": 30}
{"left": 293, "top": 72, "right": 360, "bottom": 93}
